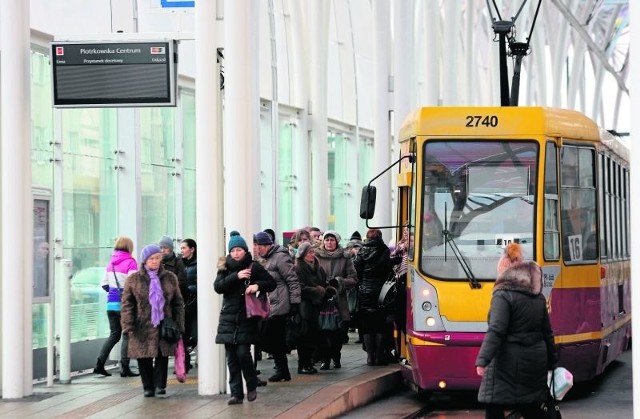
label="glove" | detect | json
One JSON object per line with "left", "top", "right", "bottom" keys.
{"left": 289, "top": 303, "right": 299, "bottom": 314}
{"left": 102, "top": 284, "right": 109, "bottom": 292}
{"left": 187, "top": 285, "right": 197, "bottom": 294}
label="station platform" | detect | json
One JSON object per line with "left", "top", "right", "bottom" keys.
{"left": 0, "top": 334, "right": 405, "bottom": 418}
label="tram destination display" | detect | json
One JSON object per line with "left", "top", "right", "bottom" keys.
{"left": 51, "top": 40, "right": 177, "bottom": 107}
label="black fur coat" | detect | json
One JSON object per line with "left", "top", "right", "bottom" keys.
{"left": 476, "top": 261, "right": 558, "bottom": 405}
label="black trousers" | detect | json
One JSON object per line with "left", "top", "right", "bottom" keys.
{"left": 262, "top": 315, "right": 288, "bottom": 371}
{"left": 98, "top": 311, "right": 129, "bottom": 364}
{"left": 225, "top": 343, "right": 259, "bottom": 399}
{"left": 137, "top": 354, "right": 169, "bottom": 391}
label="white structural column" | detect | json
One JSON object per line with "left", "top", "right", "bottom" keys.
{"left": 196, "top": 0, "right": 225, "bottom": 395}
{"left": 1, "top": 0, "right": 32, "bottom": 398}
{"left": 423, "top": 0, "right": 441, "bottom": 105}
{"left": 224, "top": 0, "right": 261, "bottom": 237}
{"left": 373, "top": 0, "right": 392, "bottom": 236}
{"left": 393, "top": 1, "right": 413, "bottom": 150}
{"left": 308, "top": 0, "right": 330, "bottom": 229}
{"left": 442, "top": 1, "right": 461, "bottom": 104}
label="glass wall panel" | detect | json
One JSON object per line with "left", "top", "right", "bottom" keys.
{"left": 278, "top": 121, "right": 295, "bottom": 232}
{"left": 357, "top": 136, "right": 374, "bottom": 232}
{"left": 140, "top": 108, "right": 176, "bottom": 245}
{"left": 328, "top": 133, "right": 349, "bottom": 238}
{"left": 31, "top": 49, "right": 55, "bottom": 348}
{"left": 32, "top": 51, "right": 54, "bottom": 190}
{"left": 182, "top": 92, "right": 196, "bottom": 240}
{"left": 62, "top": 109, "right": 118, "bottom": 342}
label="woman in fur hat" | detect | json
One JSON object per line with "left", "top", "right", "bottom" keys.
{"left": 214, "top": 231, "right": 276, "bottom": 405}
{"left": 314, "top": 230, "right": 357, "bottom": 369}
{"left": 293, "top": 242, "right": 328, "bottom": 374}
{"left": 475, "top": 243, "right": 558, "bottom": 418}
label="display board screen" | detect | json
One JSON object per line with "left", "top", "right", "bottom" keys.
{"left": 51, "top": 40, "right": 177, "bottom": 107}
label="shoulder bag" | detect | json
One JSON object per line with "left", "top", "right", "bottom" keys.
{"left": 245, "top": 290, "right": 270, "bottom": 319}
{"left": 161, "top": 317, "right": 181, "bottom": 343}
{"left": 244, "top": 263, "right": 271, "bottom": 319}
{"left": 318, "top": 296, "right": 342, "bottom": 331}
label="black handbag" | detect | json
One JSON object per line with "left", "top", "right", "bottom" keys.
{"left": 538, "top": 373, "right": 562, "bottom": 419}
{"left": 161, "top": 317, "right": 180, "bottom": 343}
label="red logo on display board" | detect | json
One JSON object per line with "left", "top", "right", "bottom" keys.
{"left": 55, "top": 46, "right": 64, "bottom": 56}
{"left": 150, "top": 47, "right": 165, "bottom": 54}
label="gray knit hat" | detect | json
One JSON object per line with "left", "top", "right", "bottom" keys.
{"left": 296, "top": 242, "right": 313, "bottom": 259}
{"left": 158, "top": 235, "right": 174, "bottom": 250}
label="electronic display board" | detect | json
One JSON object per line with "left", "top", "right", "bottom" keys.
{"left": 51, "top": 40, "right": 177, "bottom": 107}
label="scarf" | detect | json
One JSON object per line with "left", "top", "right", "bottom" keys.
{"left": 148, "top": 269, "right": 165, "bottom": 327}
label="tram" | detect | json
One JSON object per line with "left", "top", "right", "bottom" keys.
{"left": 361, "top": 106, "right": 630, "bottom": 397}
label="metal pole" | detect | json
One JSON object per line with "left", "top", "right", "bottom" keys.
{"left": 57, "top": 259, "right": 72, "bottom": 384}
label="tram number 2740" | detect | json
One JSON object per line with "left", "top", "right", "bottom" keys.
{"left": 465, "top": 115, "right": 499, "bottom": 128}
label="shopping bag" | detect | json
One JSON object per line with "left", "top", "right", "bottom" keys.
{"left": 318, "top": 297, "right": 342, "bottom": 331}
{"left": 175, "top": 337, "right": 187, "bottom": 383}
{"left": 245, "top": 291, "right": 270, "bottom": 319}
{"left": 548, "top": 367, "right": 573, "bottom": 400}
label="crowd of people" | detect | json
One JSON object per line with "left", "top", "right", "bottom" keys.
{"left": 93, "top": 227, "right": 408, "bottom": 403}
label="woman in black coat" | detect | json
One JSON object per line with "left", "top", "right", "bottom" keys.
{"left": 352, "top": 228, "right": 392, "bottom": 366}
{"left": 475, "top": 243, "right": 557, "bottom": 418}
{"left": 214, "top": 231, "right": 276, "bottom": 405}
{"left": 293, "top": 242, "right": 328, "bottom": 374}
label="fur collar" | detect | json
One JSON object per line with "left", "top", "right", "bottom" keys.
{"left": 493, "top": 261, "right": 542, "bottom": 295}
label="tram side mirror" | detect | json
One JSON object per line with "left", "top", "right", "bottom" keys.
{"left": 360, "top": 186, "right": 377, "bottom": 219}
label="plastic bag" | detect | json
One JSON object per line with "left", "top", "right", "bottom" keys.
{"left": 175, "top": 337, "right": 187, "bottom": 383}
{"left": 548, "top": 366, "right": 573, "bottom": 400}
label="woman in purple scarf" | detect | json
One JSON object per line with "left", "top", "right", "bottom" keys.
{"left": 121, "top": 244, "right": 185, "bottom": 398}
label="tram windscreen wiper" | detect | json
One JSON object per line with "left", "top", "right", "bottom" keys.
{"left": 442, "top": 202, "right": 481, "bottom": 289}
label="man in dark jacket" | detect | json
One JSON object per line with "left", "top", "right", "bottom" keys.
{"left": 159, "top": 236, "right": 186, "bottom": 282}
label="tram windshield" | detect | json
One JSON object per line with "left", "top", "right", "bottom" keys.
{"left": 420, "top": 140, "right": 538, "bottom": 280}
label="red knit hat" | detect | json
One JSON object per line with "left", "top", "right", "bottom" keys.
{"left": 497, "top": 243, "right": 524, "bottom": 276}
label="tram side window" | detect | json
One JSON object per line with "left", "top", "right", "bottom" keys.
{"left": 543, "top": 142, "right": 560, "bottom": 261}
{"left": 560, "top": 146, "right": 597, "bottom": 263}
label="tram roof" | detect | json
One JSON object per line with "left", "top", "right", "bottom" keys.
{"left": 399, "top": 106, "right": 601, "bottom": 143}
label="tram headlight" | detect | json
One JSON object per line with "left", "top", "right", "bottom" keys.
{"left": 421, "top": 301, "right": 432, "bottom": 311}
{"left": 426, "top": 317, "right": 436, "bottom": 327}
{"left": 422, "top": 289, "right": 430, "bottom": 297}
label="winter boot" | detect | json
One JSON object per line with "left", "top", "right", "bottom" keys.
{"left": 120, "top": 360, "right": 140, "bottom": 377}
{"left": 375, "top": 334, "right": 388, "bottom": 366}
{"left": 268, "top": 354, "right": 291, "bottom": 382}
{"left": 363, "top": 334, "right": 376, "bottom": 366}
{"left": 93, "top": 358, "right": 112, "bottom": 376}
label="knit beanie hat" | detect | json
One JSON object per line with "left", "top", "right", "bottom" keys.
{"left": 322, "top": 230, "right": 341, "bottom": 243}
{"left": 141, "top": 244, "right": 162, "bottom": 264}
{"left": 254, "top": 231, "right": 274, "bottom": 245}
{"left": 497, "top": 242, "right": 524, "bottom": 276}
{"left": 296, "top": 242, "right": 313, "bottom": 259}
{"left": 158, "top": 235, "right": 174, "bottom": 250}
{"left": 263, "top": 228, "right": 276, "bottom": 243}
{"left": 228, "top": 231, "right": 248, "bottom": 252}
{"left": 350, "top": 231, "right": 362, "bottom": 241}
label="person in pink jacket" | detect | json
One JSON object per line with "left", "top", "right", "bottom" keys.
{"left": 94, "top": 236, "right": 139, "bottom": 377}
